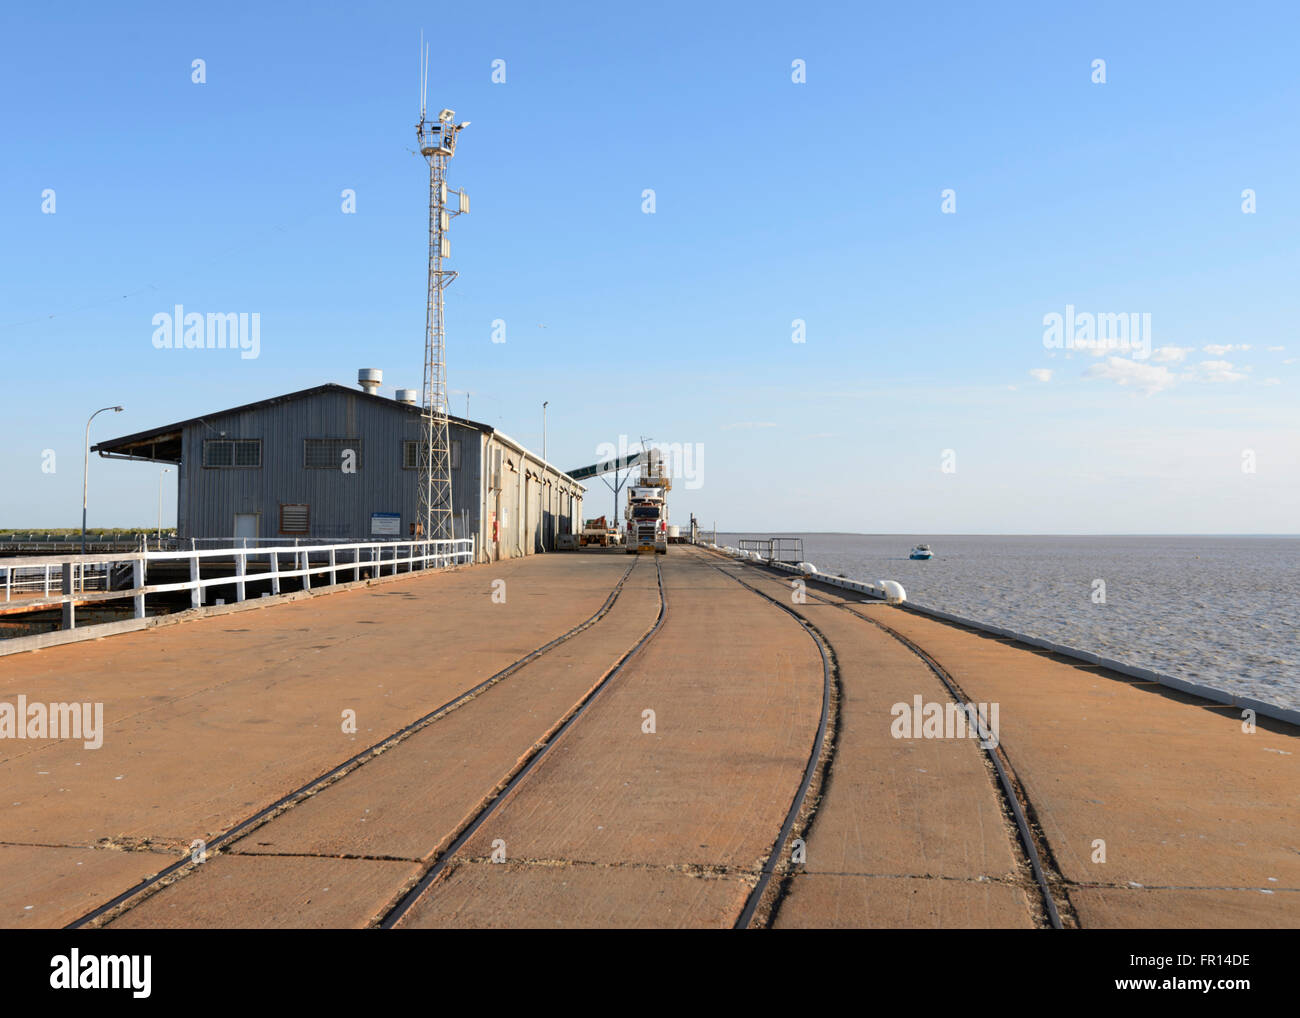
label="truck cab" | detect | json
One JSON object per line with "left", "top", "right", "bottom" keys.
{"left": 626, "top": 485, "right": 667, "bottom": 554}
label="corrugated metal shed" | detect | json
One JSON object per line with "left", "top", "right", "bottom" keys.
{"left": 94, "top": 383, "right": 583, "bottom": 561}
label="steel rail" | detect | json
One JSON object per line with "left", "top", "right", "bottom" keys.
{"left": 67, "top": 558, "right": 643, "bottom": 929}
{"left": 735, "top": 554, "right": 1066, "bottom": 930}
{"left": 378, "top": 557, "right": 668, "bottom": 928}
{"left": 701, "top": 557, "right": 833, "bottom": 930}
{"left": 839, "top": 604, "right": 1065, "bottom": 929}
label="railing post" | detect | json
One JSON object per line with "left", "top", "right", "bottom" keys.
{"left": 190, "top": 546, "right": 201, "bottom": 609}
{"left": 4, "top": 566, "right": 9, "bottom": 603}
{"left": 329, "top": 547, "right": 337, "bottom": 586}
{"left": 61, "top": 561, "right": 74, "bottom": 630}
{"left": 271, "top": 548, "right": 281, "bottom": 595}
{"left": 236, "top": 548, "right": 246, "bottom": 602}
{"left": 133, "top": 556, "right": 145, "bottom": 619}
{"left": 44, "top": 564, "right": 50, "bottom": 597}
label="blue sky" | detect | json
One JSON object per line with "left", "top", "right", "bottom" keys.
{"left": 1, "top": 1, "right": 1296, "bottom": 533}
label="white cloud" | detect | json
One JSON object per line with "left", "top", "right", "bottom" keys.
{"left": 1028, "top": 368, "right": 1053, "bottom": 382}
{"left": 1085, "top": 355, "right": 1258, "bottom": 394}
{"left": 1186, "top": 360, "right": 1247, "bottom": 383}
{"left": 1085, "top": 357, "right": 1176, "bottom": 394}
{"left": 1203, "top": 343, "right": 1251, "bottom": 356}
{"left": 1266, "top": 345, "right": 1285, "bottom": 352}
{"left": 1150, "top": 345, "right": 1193, "bottom": 363}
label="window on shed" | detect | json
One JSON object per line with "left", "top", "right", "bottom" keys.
{"left": 202, "top": 439, "right": 261, "bottom": 468}
{"left": 402, "top": 439, "right": 460, "bottom": 470}
{"left": 279, "top": 503, "right": 310, "bottom": 534}
{"left": 305, "top": 438, "right": 362, "bottom": 470}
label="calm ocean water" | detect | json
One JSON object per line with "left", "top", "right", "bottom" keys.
{"left": 718, "top": 533, "right": 1300, "bottom": 711}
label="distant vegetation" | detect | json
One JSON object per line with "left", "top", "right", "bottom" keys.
{"left": 0, "top": 528, "right": 176, "bottom": 537}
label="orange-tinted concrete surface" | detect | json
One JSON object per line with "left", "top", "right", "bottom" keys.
{"left": 0, "top": 844, "right": 170, "bottom": 930}
{"left": 847, "top": 598, "right": 1300, "bottom": 927}
{"left": 398, "top": 862, "right": 751, "bottom": 929}
{"left": 396, "top": 551, "right": 824, "bottom": 928}
{"left": 107, "top": 562, "right": 664, "bottom": 928}
{"left": 710, "top": 560, "right": 1035, "bottom": 928}
{"left": 109, "top": 855, "right": 422, "bottom": 930}
{"left": 4, "top": 545, "right": 1296, "bottom": 929}
{"left": 0, "top": 552, "right": 634, "bottom": 927}
{"left": 772, "top": 875, "right": 1032, "bottom": 929}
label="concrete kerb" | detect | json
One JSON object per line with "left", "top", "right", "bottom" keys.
{"left": 0, "top": 559, "right": 477, "bottom": 659}
{"left": 728, "top": 552, "right": 1300, "bottom": 730}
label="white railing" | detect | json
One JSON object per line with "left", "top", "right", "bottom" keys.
{"left": 0, "top": 537, "right": 475, "bottom": 631}
{"left": 0, "top": 562, "right": 113, "bottom": 596}
{"left": 142, "top": 536, "right": 388, "bottom": 552}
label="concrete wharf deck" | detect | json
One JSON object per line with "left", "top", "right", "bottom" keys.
{"left": 0, "top": 546, "right": 1294, "bottom": 929}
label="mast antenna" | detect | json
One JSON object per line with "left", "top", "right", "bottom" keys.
{"left": 413, "top": 35, "right": 469, "bottom": 545}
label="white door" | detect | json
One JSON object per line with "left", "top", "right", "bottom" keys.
{"left": 234, "top": 514, "right": 259, "bottom": 540}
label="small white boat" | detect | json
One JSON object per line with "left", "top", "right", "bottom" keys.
{"left": 909, "top": 544, "right": 934, "bottom": 560}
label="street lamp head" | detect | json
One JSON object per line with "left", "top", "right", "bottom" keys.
{"left": 113, "top": 406, "right": 124, "bottom": 412}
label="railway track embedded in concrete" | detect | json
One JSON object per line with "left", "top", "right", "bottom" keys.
{"left": 835, "top": 601, "right": 1068, "bottom": 929}
{"left": 702, "top": 558, "right": 835, "bottom": 930}
{"left": 68, "top": 557, "right": 650, "bottom": 930}
{"left": 378, "top": 557, "right": 668, "bottom": 928}
{"left": 728, "top": 553, "right": 1069, "bottom": 930}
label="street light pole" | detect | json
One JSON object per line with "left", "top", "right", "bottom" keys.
{"left": 82, "top": 405, "right": 124, "bottom": 555}
{"left": 157, "top": 467, "right": 170, "bottom": 542}
{"left": 542, "top": 401, "right": 549, "bottom": 463}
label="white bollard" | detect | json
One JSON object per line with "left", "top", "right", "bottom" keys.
{"left": 879, "top": 580, "right": 907, "bottom": 604}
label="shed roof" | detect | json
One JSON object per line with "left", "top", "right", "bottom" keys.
{"left": 91, "top": 383, "right": 492, "bottom": 465}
